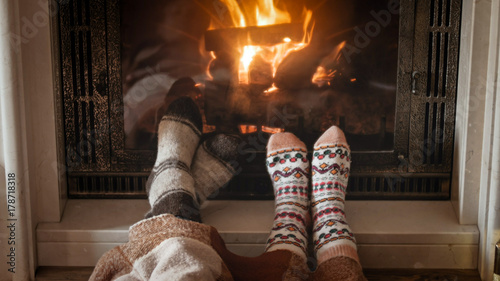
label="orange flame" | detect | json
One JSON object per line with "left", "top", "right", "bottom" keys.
{"left": 238, "top": 124, "right": 258, "bottom": 134}
{"left": 312, "top": 41, "right": 346, "bottom": 87}
{"left": 216, "top": 0, "right": 313, "bottom": 88}
{"left": 261, "top": 126, "right": 285, "bottom": 134}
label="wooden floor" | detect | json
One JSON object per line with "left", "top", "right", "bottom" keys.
{"left": 363, "top": 269, "right": 481, "bottom": 281}
{"left": 36, "top": 267, "right": 482, "bottom": 280}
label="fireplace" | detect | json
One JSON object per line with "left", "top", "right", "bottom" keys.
{"left": 55, "top": 0, "right": 462, "bottom": 200}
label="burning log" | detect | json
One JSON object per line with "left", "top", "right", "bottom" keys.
{"left": 205, "top": 23, "right": 303, "bottom": 51}
{"left": 208, "top": 51, "right": 235, "bottom": 83}
{"left": 273, "top": 46, "right": 322, "bottom": 90}
{"left": 249, "top": 55, "right": 273, "bottom": 87}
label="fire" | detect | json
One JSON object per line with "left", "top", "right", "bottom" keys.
{"left": 240, "top": 46, "right": 258, "bottom": 84}
{"left": 238, "top": 124, "right": 258, "bottom": 134}
{"left": 312, "top": 41, "right": 347, "bottom": 87}
{"left": 213, "top": 0, "right": 313, "bottom": 88}
{"left": 254, "top": 0, "right": 291, "bottom": 26}
{"left": 238, "top": 124, "right": 283, "bottom": 134}
{"left": 261, "top": 126, "right": 284, "bottom": 134}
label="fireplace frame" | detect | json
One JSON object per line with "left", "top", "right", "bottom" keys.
{"left": 55, "top": 0, "right": 462, "bottom": 200}
{"left": 8, "top": 0, "right": 498, "bottom": 275}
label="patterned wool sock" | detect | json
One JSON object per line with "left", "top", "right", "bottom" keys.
{"left": 192, "top": 134, "right": 241, "bottom": 204}
{"left": 311, "top": 126, "right": 359, "bottom": 265}
{"left": 265, "top": 132, "right": 310, "bottom": 261}
{"left": 145, "top": 96, "right": 202, "bottom": 221}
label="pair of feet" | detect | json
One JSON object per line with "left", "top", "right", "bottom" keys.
{"left": 265, "top": 127, "right": 358, "bottom": 265}
{"left": 146, "top": 94, "right": 358, "bottom": 267}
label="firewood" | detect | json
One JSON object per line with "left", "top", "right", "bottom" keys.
{"left": 205, "top": 23, "right": 303, "bottom": 51}
{"left": 249, "top": 55, "right": 273, "bottom": 87}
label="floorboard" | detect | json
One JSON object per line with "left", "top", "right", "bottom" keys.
{"left": 363, "top": 269, "right": 481, "bottom": 281}
{"left": 35, "top": 267, "right": 482, "bottom": 280}
{"left": 36, "top": 267, "right": 93, "bottom": 281}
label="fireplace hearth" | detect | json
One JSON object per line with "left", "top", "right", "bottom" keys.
{"left": 54, "top": 0, "right": 462, "bottom": 200}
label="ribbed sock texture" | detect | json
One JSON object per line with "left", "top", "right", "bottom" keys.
{"left": 265, "top": 132, "right": 309, "bottom": 261}
{"left": 192, "top": 134, "right": 241, "bottom": 204}
{"left": 311, "top": 126, "right": 359, "bottom": 264}
{"left": 145, "top": 96, "right": 202, "bottom": 221}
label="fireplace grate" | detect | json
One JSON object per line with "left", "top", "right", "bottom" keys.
{"left": 68, "top": 174, "right": 449, "bottom": 200}
{"left": 68, "top": 174, "right": 148, "bottom": 198}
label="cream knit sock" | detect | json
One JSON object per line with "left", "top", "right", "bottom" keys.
{"left": 311, "top": 126, "right": 359, "bottom": 265}
{"left": 145, "top": 96, "right": 202, "bottom": 221}
{"left": 265, "top": 132, "right": 310, "bottom": 261}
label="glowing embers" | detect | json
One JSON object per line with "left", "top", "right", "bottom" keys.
{"left": 261, "top": 126, "right": 284, "bottom": 134}
{"left": 238, "top": 124, "right": 284, "bottom": 134}
{"left": 311, "top": 41, "right": 359, "bottom": 88}
{"left": 238, "top": 124, "right": 258, "bottom": 134}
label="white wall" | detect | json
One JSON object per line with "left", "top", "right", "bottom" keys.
{"left": 17, "top": 0, "right": 64, "bottom": 224}
{"left": 0, "top": 82, "right": 10, "bottom": 278}
{"left": 0, "top": 0, "right": 63, "bottom": 280}
{"left": 452, "top": 0, "right": 493, "bottom": 226}
{"left": 477, "top": 1, "right": 500, "bottom": 280}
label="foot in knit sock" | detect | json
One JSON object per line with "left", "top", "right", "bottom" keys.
{"left": 145, "top": 94, "right": 202, "bottom": 221}
{"left": 265, "top": 132, "right": 310, "bottom": 261}
{"left": 311, "top": 126, "right": 359, "bottom": 265}
{"left": 192, "top": 134, "right": 242, "bottom": 204}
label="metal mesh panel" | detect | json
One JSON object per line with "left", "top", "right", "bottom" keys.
{"left": 409, "top": 0, "right": 461, "bottom": 173}
{"left": 68, "top": 174, "right": 148, "bottom": 198}
{"left": 59, "top": 0, "right": 110, "bottom": 172}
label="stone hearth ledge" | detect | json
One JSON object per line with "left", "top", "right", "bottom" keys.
{"left": 36, "top": 200, "right": 479, "bottom": 269}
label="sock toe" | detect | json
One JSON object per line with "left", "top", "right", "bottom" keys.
{"left": 267, "top": 132, "right": 306, "bottom": 154}
{"left": 204, "top": 134, "right": 241, "bottom": 166}
{"left": 167, "top": 77, "right": 198, "bottom": 97}
{"left": 314, "top": 126, "right": 348, "bottom": 148}
{"left": 164, "top": 95, "right": 203, "bottom": 133}
{"left": 192, "top": 134, "right": 242, "bottom": 203}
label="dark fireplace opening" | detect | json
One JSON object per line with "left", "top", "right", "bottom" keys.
{"left": 121, "top": 0, "right": 398, "bottom": 152}
{"left": 55, "top": 0, "right": 462, "bottom": 200}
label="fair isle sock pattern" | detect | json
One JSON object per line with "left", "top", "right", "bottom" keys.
{"left": 265, "top": 138, "right": 310, "bottom": 261}
{"left": 311, "top": 137, "right": 359, "bottom": 264}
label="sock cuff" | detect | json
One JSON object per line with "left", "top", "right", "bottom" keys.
{"left": 317, "top": 244, "right": 360, "bottom": 265}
